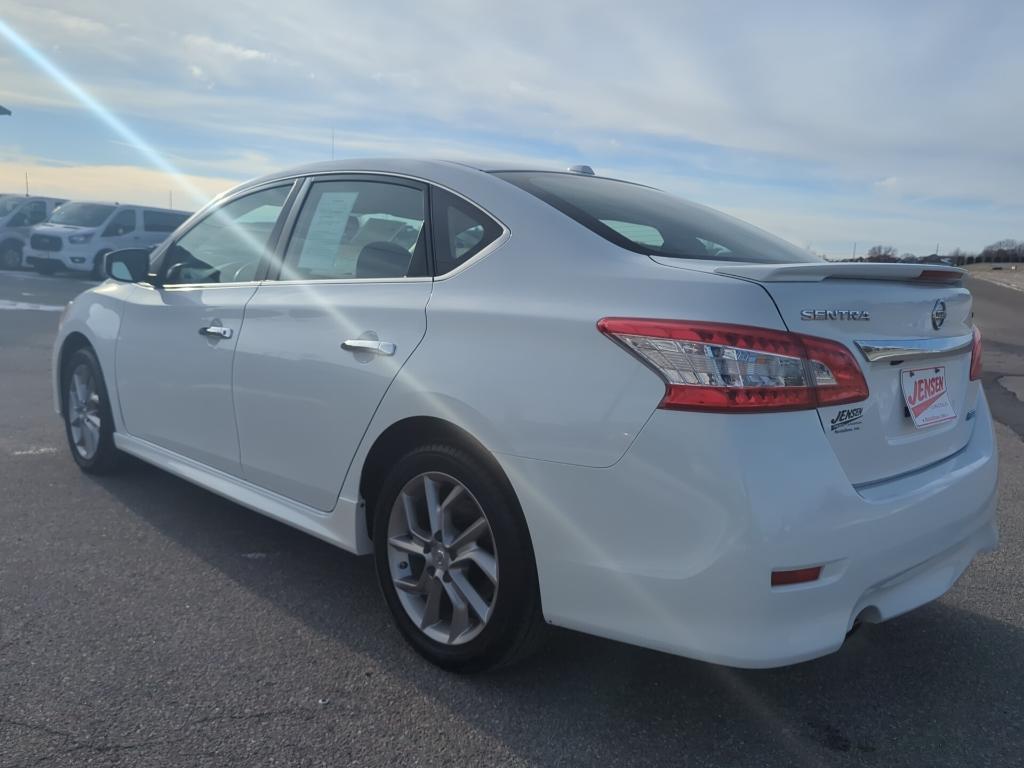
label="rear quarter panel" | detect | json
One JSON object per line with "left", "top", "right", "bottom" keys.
{"left": 340, "top": 171, "right": 789, "bottom": 511}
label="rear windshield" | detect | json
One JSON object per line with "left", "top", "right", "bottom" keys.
{"left": 493, "top": 171, "right": 819, "bottom": 264}
{"left": 49, "top": 203, "right": 116, "bottom": 228}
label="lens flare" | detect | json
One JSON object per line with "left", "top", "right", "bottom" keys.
{"left": 0, "top": 18, "right": 209, "bottom": 208}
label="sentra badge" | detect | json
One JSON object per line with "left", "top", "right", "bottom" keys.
{"left": 800, "top": 309, "right": 871, "bottom": 321}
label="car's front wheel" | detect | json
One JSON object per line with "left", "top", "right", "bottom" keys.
{"left": 0, "top": 242, "right": 22, "bottom": 270}
{"left": 373, "top": 443, "right": 544, "bottom": 672}
{"left": 61, "top": 347, "right": 122, "bottom": 474}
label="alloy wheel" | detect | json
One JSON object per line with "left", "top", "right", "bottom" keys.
{"left": 67, "top": 363, "right": 102, "bottom": 460}
{"left": 386, "top": 471, "right": 499, "bottom": 645}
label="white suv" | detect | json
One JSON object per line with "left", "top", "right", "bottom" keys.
{"left": 0, "top": 195, "right": 67, "bottom": 270}
{"left": 26, "top": 202, "right": 191, "bottom": 278}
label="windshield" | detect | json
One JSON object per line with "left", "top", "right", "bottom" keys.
{"left": 493, "top": 171, "right": 820, "bottom": 264}
{"left": 48, "top": 203, "right": 115, "bottom": 227}
{"left": 0, "top": 197, "right": 24, "bottom": 217}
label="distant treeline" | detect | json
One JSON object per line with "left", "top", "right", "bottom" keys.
{"left": 840, "top": 240, "right": 1023, "bottom": 265}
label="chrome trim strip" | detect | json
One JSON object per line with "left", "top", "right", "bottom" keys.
{"left": 855, "top": 332, "right": 974, "bottom": 362}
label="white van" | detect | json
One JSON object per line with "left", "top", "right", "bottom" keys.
{"left": 0, "top": 196, "right": 68, "bottom": 269}
{"left": 25, "top": 202, "right": 192, "bottom": 277}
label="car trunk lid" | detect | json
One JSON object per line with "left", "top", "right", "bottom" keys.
{"left": 652, "top": 258, "right": 979, "bottom": 485}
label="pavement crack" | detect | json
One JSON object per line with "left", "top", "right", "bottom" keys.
{"left": 187, "top": 707, "right": 313, "bottom": 727}
{"left": 0, "top": 715, "right": 77, "bottom": 742}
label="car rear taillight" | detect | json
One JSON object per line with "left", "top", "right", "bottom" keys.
{"left": 597, "top": 318, "right": 869, "bottom": 413}
{"left": 969, "top": 326, "right": 982, "bottom": 381}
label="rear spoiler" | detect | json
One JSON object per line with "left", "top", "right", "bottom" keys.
{"left": 714, "top": 263, "right": 965, "bottom": 284}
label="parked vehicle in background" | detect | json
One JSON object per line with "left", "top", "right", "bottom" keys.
{"left": 25, "top": 202, "right": 191, "bottom": 278}
{"left": 52, "top": 159, "right": 997, "bottom": 672}
{"left": 0, "top": 195, "right": 68, "bottom": 269}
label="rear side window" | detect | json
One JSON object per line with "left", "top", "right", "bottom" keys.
{"left": 143, "top": 210, "right": 190, "bottom": 233}
{"left": 430, "top": 188, "right": 503, "bottom": 276}
{"left": 102, "top": 208, "right": 136, "bottom": 237}
{"left": 493, "top": 171, "right": 818, "bottom": 264}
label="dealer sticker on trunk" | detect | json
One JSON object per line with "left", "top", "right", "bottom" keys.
{"left": 900, "top": 366, "right": 957, "bottom": 428}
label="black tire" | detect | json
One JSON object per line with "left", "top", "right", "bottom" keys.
{"left": 34, "top": 261, "right": 59, "bottom": 275}
{"left": 0, "top": 242, "right": 22, "bottom": 270}
{"left": 373, "top": 443, "right": 545, "bottom": 672}
{"left": 91, "top": 250, "right": 111, "bottom": 280}
{"left": 61, "top": 346, "right": 122, "bottom": 474}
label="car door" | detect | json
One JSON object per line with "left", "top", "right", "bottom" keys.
{"left": 99, "top": 207, "right": 139, "bottom": 253}
{"left": 115, "top": 183, "right": 296, "bottom": 475}
{"left": 232, "top": 176, "right": 432, "bottom": 510}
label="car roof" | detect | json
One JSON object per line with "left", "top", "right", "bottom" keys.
{"left": 233, "top": 158, "right": 653, "bottom": 202}
{"left": 1, "top": 195, "right": 66, "bottom": 203}
{"left": 241, "top": 157, "right": 578, "bottom": 188}
{"left": 56, "top": 201, "right": 191, "bottom": 214}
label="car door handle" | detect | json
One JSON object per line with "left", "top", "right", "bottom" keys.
{"left": 199, "top": 325, "right": 233, "bottom": 339}
{"left": 342, "top": 339, "right": 396, "bottom": 356}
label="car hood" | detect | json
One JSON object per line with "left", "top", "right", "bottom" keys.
{"left": 31, "top": 224, "right": 93, "bottom": 235}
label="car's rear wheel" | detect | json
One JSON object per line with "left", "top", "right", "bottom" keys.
{"left": 373, "top": 443, "right": 544, "bottom": 672}
{"left": 0, "top": 243, "right": 22, "bottom": 270}
{"left": 62, "top": 347, "right": 121, "bottom": 474}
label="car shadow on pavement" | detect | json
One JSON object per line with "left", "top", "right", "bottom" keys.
{"left": 94, "top": 461, "right": 1024, "bottom": 767}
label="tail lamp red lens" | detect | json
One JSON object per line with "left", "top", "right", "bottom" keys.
{"left": 969, "top": 326, "right": 982, "bottom": 381}
{"left": 597, "top": 318, "right": 869, "bottom": 413}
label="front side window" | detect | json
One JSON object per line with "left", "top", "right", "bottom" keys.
{"left": 281, "top": 179, "right": 427, "bottom": 281}
{"left": 430, "top": 188, "right": 503, "bottom": 276}
{"left": 102, "top": 209, "right": 136, "bottom": 237}
{"left": 143, "top": 210, "right": 190, "bottom": 233}
{"left": 163, "top": 185, "right": 290, "bottom": 285}
{"left": 48, "top": 203, "right": 116, "bottom": 228}
{"left": 493, "top": 171, "right": 819, "bottom": 264}
{"left": 0, "top": 197, "right": 23, "bottom": 217}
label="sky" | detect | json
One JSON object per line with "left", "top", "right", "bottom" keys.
{"left": 0, "top": 1, "right": 1022, "bottom": 258}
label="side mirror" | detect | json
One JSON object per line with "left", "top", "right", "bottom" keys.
{"left": 105, "top": 248, "right": 151, "bottom": 283}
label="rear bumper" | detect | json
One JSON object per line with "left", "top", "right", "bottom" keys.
{"left": 500, "top": 392, "right": 998, "bottom": 668}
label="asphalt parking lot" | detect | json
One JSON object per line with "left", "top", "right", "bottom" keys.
{"left": 1, "top": 270, "right": 1022, "bottom": 767}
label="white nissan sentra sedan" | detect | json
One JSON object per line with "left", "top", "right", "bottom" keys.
{"left": 52, "top": 159, "right": 997, "bottom": 672}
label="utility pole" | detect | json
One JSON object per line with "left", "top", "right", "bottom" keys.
{"left": 852, "top": 242, "right": 857, "bottom": 260}
{"left": 24, "top": 172, "right": 29, "bottom": 195}
{"left": 169, "top": 190, "right": 173, "bottom": 209}
{"left": 331, "top": 128, "right": 335, "bottom": 160}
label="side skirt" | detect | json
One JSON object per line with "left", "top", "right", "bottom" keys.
{"left": 114, "top": 433, "right": 370, "bottom": 555}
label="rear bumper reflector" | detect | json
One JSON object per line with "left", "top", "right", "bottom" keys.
{"left": 771, "top": 566, "right": 823, "bottom": 587}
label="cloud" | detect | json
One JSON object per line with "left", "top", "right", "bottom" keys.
{"left": 181, "top": 34, "right": 269, "bottom": 62}
{"left": 2, "top": 6, "right": 109, "bottom": 37}
{"left": 0, "top": 0, "right": 1021, "bottom": 254}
